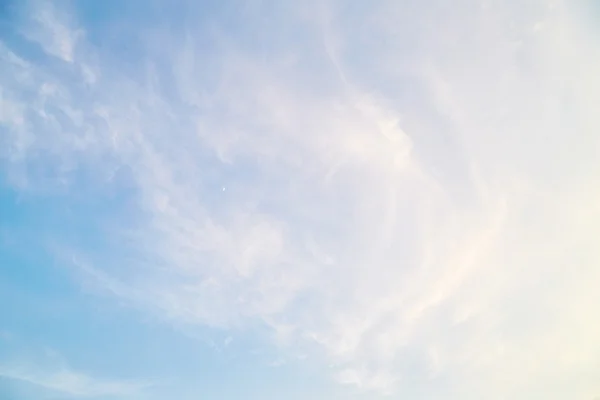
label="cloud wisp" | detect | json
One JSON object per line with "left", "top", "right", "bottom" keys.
{"left": 0, "top": 365, "right": 146, "bottom": 398}
{"left": 2, "top": 0, "right": 600, "bottom": 398}
{"left": 0, "top": 344, "right": 148, "bottom": 399}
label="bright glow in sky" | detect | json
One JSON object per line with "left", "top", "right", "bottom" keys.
{"left": 1, "top": 0, "right": 600, "bottom": 399}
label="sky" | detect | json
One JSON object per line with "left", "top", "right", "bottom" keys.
{"left": 1, "top": 0, "right": 600, "bottom": 399}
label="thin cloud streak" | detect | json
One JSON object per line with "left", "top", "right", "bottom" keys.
{"left": 0, "top": 343, "right": 149, "bottom": 399}
{"left": 2, "top": 0, "right": 600, "bottom": 398}
{"left": 0, "top": 366, "right": 147, "bottom": 398}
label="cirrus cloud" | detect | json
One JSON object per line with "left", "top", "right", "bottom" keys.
{"left": 2, "top": 0, "right": 600, "bottom": 398}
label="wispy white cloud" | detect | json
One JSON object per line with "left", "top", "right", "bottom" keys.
{"left": 2, "top": 0, "right": 600, "bottom": 398}
{"left": 0, "top": 366, "right": 147, "bottom": 398}
{"left": 22, "top": 1, "right": 82, "bottom": 63}
{"left": 0, "top": 344, "right": 149, "bottom": 398}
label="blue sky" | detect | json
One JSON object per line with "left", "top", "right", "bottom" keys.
{"left": 1, "top": 0, "right": 600, "bottom": 399}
